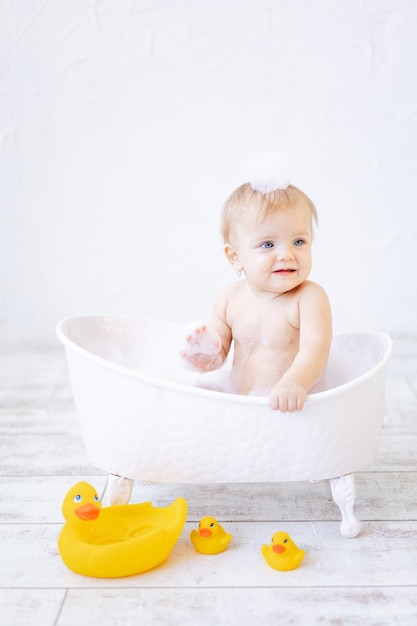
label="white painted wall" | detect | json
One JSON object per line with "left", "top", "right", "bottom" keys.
{"left": 1, "top": 0, "right": 417, "bottom": 341}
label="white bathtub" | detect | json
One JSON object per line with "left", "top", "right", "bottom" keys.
{"left": 56, "top": 315, "right": 393, "bottom": 538}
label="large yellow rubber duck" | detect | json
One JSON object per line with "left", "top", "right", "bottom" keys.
{"left": 190, "top": 516, "right": 232, "bottom": 554}
{"left": 58, "top": 482, "right": 188, "bottom": 578}
{"left": 261, "top": 531, "right": 305, "bottom": 571}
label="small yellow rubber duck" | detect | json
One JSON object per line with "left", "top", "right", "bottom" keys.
{"left": 190, "top": 516, "right": 232, "bottom": 555}
{"left": 58, "top": 481, "right": 188, "bottom": 578}
{"left": 261, "top": 531, "right": 305, "bottom": 571}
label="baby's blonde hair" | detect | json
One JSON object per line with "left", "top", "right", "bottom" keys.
{"left": 221, "top": 183, "right": 318, "bottom": 244}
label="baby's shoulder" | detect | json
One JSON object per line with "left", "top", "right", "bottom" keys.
{"left": 217, "top": 280, "right": 245, "bottom": 300}
{"left": 213, "top": 281, "right": 246, "bottom": 316}
{"left": 297, "top": 280, "right": 330, "bottom": 305}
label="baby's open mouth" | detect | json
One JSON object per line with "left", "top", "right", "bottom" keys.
{"left": 274, "top": 269, "right": 296, "bottom": 273}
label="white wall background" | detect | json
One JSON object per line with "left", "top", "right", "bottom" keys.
{"left": 1, "top": 0, "right": 417, "bottom": 342}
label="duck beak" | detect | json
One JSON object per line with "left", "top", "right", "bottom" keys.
{"left": 75, "top": 503, "right": 101, "bottom": 520}
{"left": 272, "top": 544, "right": 285, "bottom": 554}
{"left": 199, "top": 528, "right": 212, "bottom": 537}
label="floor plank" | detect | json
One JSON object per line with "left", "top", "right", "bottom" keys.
{"left": 1, "top": 472, "right": 416, "bottom": 524}
{"left": 57, "top": 587, "right": 417, "bottom": 626}
{"left": 0, "top": 589, "right": 66, "bottom": 626}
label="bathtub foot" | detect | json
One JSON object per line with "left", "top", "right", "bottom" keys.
{"left": 330, "top": 474, "right": 361, "bottom": 539}
{"left": 104, "top": 474, "right": 134, "bottom": 505}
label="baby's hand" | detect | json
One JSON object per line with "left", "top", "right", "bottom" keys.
{"left": 269, "top": 381, "right": 307, "bottom": 412}
{"left": 180, "top": 322, "right": 222, "bottom": 370}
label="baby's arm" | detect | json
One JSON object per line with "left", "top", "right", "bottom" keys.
{"left": 180, "top": 287, "right": 232, "bottom": 371}
{"left": 269, "top": 284, "right": 332, "bottom": 412}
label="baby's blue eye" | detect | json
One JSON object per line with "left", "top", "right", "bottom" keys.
{"left": 73, "top": 494, "right": 82, "bottom": 503}
{"left": 261, "top": 241, "right": 274, "bottom": 249}
{"left": 294, "top": 239, "right": 304, "bottom": 246}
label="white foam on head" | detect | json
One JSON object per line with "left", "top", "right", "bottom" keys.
{"left": 247, "top": 151, "right": 292, "bottom": 194}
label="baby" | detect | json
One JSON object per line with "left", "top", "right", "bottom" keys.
{"left": 180, "top": 162, "right": 332, "bottom": 412}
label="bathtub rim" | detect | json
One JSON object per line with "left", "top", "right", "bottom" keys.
{"left": 56, "top": 314, "right": 393, "bottom": 408}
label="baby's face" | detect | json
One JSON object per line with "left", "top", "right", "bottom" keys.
{"left": 227, "top": 203, "right": 313, "bottom": 297}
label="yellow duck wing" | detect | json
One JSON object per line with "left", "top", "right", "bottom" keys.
{"left": 100, "top": 497, "right": 187, "bottom": 532}
{"left": 89, "top": 498, "right": 188, "bottom": 577}
{"left": 261, "top": 544, "right": 269, "bottom": 559}
{"left": 262, "top": 547, "right": 282, "bottom": 569}
{"left": 190, "top": 529, "right": 199, "bottom": 544}
{"left": 88, "top": 525, "right": 169, "bottom": 577}
{"left": 220, "top": 533, "right": 232, "bottom": 548}
{"left": 293, "top": 548, "right": 305, "bottom": 566}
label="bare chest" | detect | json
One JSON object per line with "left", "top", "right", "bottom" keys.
{"left": 227, "top": 293, "right": 300, "bottom": 354}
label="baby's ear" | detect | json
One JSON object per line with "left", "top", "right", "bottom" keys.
{"left": 224, "top": 243, "right": 239, "bottom": 267}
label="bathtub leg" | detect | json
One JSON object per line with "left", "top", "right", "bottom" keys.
{"left": 104, "top": 474, "right": 134, "bottom": 505}
{"left": 330, "top": 474, "right": 361, "bottom": 539}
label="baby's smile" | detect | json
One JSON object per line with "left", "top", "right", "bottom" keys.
{"left": 273, "top": 268, "right": 296, "bottom": 274}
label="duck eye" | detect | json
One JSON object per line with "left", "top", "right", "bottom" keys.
{"left": 284, "top": 538, "right": 288, "bottom": 543}
{"left": 210, "top": 522, "right": 215, "bottom": 528}
{"left": 94, "top": 495, "right": 99, "bottom": 502}
{"left": 73, "top": 494, "right": 82, "bottom": 503}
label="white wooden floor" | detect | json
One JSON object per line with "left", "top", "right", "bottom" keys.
{"left": 1, "top": 333, "right": 417, "bottom": 626}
